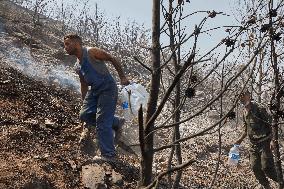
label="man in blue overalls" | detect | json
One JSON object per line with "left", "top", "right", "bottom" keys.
{"left": 63, "top": 34, "right": 129, "bottom": 161}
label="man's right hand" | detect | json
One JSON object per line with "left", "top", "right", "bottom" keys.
{"left": 234, "top": 129, "right": 246, "bottom": 146}
{"left": 234, "top": 139, "right": 242, "bottom": 146}
{"left": 120, "top": 76, "right": 130, "bottom": 86}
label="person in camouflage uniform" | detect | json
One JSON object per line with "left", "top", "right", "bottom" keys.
{"left": 235, "top": 91, "right": 278, "bottom": 189}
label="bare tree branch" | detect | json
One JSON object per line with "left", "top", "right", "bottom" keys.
{"left": 144, "top": 159, "right": 196, "bottom": 189}
{"left": 133, "top": 56, "right": 153, "bottom": 73}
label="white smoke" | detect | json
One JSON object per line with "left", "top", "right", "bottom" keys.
{"left": 0, "top": 19, "right": 80, "bottom": 92}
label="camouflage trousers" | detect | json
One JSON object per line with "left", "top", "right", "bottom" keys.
{"left": 249, "top": 139, "right": 278, "bottom": 187}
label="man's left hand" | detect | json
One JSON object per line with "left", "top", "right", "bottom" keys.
{"left": 270, "top": 140, "right": 276, "bottom": 151}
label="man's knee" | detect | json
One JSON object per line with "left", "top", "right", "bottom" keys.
{"left": 96, "top": 111, "right": 114, "bottom": 128}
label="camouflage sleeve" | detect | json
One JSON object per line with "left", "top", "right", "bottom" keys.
{"left": 241, "top": 111, "right": 247, "bottom": 133}
{"left": 242, "top": 110, "right": 247, "bottom": 127}
{"left": 242, "top": 110, "right": 247, "bottom": 135}
{"left": 256, "top": 104, "right": 272, "bottom": 126}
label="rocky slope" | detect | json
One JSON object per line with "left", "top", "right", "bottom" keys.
{"left": 0, "top": 64, "right": 141, "bottom": 189}
{"left": 0, "top": 1, "right": 283, "bottom": 189}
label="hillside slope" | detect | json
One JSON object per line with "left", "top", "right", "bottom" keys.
{"left": 1, "top": 1, "right": 282, "bottom": 189}
{"left": 0, "top": 64, "right": 140, "bottom": 188}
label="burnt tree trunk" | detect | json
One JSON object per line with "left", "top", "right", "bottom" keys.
{"left": 139, "top": 0, "right": 161, "bottom": 187}
{"left": 269, "top": 1, "right": 284, "bottom": 188}
{"left": 168, "top": 1, "right": 183, "bottom": 188}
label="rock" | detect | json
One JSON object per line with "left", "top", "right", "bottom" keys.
{"left": 13, "top": 31, "right": 25, "bottom": 39}
{"left": 81, "top": 163, "right": 124, "bottom": 189}
{"left": 82, "top": 164, "right": 105, "bottom": 189}
{"left": 0, "top": 79, "right": 11, "bottom": 85}
{"left": 23, "top": 119, "right": 38, "bottom": 125}
{"left": 44, "top": 118, "right": 59, "bottom": 129}
{"left": 112, "top": 169, "right": 123, "bottom": 186}
{"left": 33, "top": 153, "right": 49, "bottom": 160}
{"left": 44, "top": 118, "right": 55, "bottom": 125}
{"left": 68, "top": 160, "right": 77, "bottom": 170}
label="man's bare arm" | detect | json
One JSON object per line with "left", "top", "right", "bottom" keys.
{"left": 89, "top": 48, "right": 129, "bottom": 85}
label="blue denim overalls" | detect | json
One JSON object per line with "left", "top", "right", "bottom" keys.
{"left": 75, "top": 47, "right": 120, "bottom": 157}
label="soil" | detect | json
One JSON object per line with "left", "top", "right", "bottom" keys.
{"left": 0, "top": 65, "right": 140, "bottom": 189}
{"left": 0, "top": 1, "right": 282, "bottom": 189}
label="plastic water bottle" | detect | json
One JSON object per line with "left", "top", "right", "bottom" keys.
{"left": 227, "top": 144, "right": 240, "bottom": 166}
{"left": 119, "top": 83, "right": 149, "bottom": 121}
{"left": 121, "top": 101, "right": 132, "bottom": 121}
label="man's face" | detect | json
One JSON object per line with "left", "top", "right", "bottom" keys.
{"left": 240, "top": 93, "right": 250, "bottom": 105}
{"left": 64, "top": 38, "right": 78, "bottom": 55}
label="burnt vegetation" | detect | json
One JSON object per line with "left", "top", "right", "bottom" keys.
{"left": 1, "top": 0, "right": 284, "bottom": 188}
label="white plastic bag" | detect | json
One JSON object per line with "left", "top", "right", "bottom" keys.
{"left": 119, "top": 83, "right": 149, "bottom": 121}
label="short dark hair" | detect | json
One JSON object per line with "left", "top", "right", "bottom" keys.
{"left": 63, "top": 34, "right": 82, "bottom": 44}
